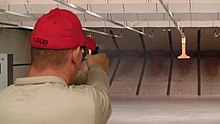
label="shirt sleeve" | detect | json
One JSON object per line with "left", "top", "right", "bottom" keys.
{"left": 73, "top": 71, "right": 88, "bottom": 85}
{"left": 86, "top": 64, "right": 112, "bottom": 124}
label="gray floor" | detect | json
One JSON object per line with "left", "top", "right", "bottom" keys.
{"left": 108, "top": 56, "right": 220, "bottom": 123}
{"left": 108, "top": 95, "right": 220, "bottom": 124}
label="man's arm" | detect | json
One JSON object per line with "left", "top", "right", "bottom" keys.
{"left": 73, "top": 71, "right": 88, "bottom": 85}
{"left": 86, "top": 54, "right": 111, "bottom": 124}
{"left": 73, "top": 61, "right": 89, "bottom": 85}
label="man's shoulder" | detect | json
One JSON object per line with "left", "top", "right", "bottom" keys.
{"left": 0, "top": 85, "right": 15, "bottom": 93}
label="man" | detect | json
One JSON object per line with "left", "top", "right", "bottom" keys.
{"left": 0, "top": 8, "right": 111, "bottom": 124}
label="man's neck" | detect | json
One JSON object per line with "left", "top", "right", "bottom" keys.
{"left": 28, "top": 66, "right": 73, "bottom": 85}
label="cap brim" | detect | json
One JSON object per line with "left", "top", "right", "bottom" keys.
{"left": 84, "top": 36, "right": 96, "bottom": 51}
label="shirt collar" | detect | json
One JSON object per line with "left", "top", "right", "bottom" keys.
{"left": 14, "top": 76, "right": 68, "bottom": 86}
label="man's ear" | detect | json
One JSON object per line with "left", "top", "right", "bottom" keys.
{"left": 71, "top": 47, "right": 81, "bottom": 65}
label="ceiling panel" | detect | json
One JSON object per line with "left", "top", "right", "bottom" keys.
{"left": 191, "top": 21, "right": 213, "bottom": 27}
{"left": 138, "top": 13, "right": 164, "bottom": 21}
{"left": 76, "top": 13, "right": 85, "bottom": 21}
{"left": 191, "top": 0, "right": 220, "bottom": 3}
{"left": 149, "top": 0, "right": 190, "bottom": 3}
{"left": 25, "top": 4, "right": 57, "bottom": 13}
{"left": 7, "top": 14, "right": 33, "bottom": 22}
{"left": 148, "top": 21, "right": 169, "bottom": 27}
{"left": 191, "top": 13, "right": 218, "bottom": 21}
{"left": 179, "top": 21, "right": 192, "bottom": 27}
{"left": 0, "top": 4, "right": 8, "bottom": 10}
{"left": 0, "top": 0, "right": 7, "bottom": 4}
{"left": 129, "top": 21, "right": 148, "bottom": 27}
{"left": 124, "top": 4, "right": 156, "bottom": 13}
{"left": 10, "top": 5, "right": 27, "bottom": 13}
{"left": 105, "top": 21, "right": 124, "bottom": 28}
{"left": 169, "top": 3, "right": 190, "bottom": 13}
{"left": 108, "top": 0, "right": 147, "bottom": 4}
{"left": 27, "top": 0, "right": 57, "bottom": 4}
{"left": 111, "top": 13, "right": 137, "bottom": 21}
{"left": 157, "top": 3, "right": 166, "bottom": 13}
{"left": 84, "top": 21, "right": 106, "bottom": 27}
{"left": 0, "top": 21, "right": 20, "bottom": 25}
{"left": 0, "top": 14, "right": 8, "bottom": 21}
{"left": 70, "top": 0, "right": 106, "bottom": 4}
{"left": 174, "top": 13, "right": 191, "bottom": 21}
{"left": 22, "top": 21, "right": 36, "bottom": 27}
{"left": 31, "top": 13, "right": 43, "bottom": 18}
{"left": 84, "top": 13, "right": 107, "bottom": 21}
{"left": 92, "top": 4, "right": 123, "bottom": 13}
{"left": 191, "top": 3, "right": 220, "bottom": 13}
{"left": 58, "top": 4, "right": 87, "bottom": 14}
{"left": 213, "top": 21, "right": 220, "bottom": 27}
{"left": 0, "top": 0, "right": 28, "bottom": 4}
{"left": 164, "top": 13, "right": 171, "bottom": 21}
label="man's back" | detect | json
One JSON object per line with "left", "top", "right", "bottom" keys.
{"left": 0, "top": 75, "right": 110, "bottom": 124}
{"left": 0, "top": 8, "right": 111, "bottom": 124}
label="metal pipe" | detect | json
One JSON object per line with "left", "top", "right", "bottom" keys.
{"left": 159, "top": 0, "right": 190, "bottom": 59}
{"left": 158, "top": 0, "right": 183, "bottom": 37}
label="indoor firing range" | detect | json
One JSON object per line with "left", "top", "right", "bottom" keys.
{"left": 1, "top": 0, "right": 220, "bottom": 123}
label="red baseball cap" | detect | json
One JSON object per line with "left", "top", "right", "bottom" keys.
{"left": 85, "top": 36, "right": 96, "bottom": 51}
{"left": 31, "top": 8, "right": 95, "bottom": 50}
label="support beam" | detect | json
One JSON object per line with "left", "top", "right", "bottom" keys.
{"left": 109, "top": 30, "right": 121, "bottom": 87}
{"left": 136, "top": 30, "right": 147, "bottom": 95}
{"left": 109, "top": 30, "right": 121, "bottom": 52}
{"left": 167, "top": 30, "right": 173, "bottom": 95}
{"left": 197, "top": 30, "right": 201, "bottom": 96}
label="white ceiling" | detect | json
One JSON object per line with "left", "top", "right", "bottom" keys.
{"left": 0, "top": 0, "right": 220, "bottom": 28}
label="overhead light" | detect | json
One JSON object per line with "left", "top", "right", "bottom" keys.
{"left": 53, "top": 0, "right": 146, "bottom": 35}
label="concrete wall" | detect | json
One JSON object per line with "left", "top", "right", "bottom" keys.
{"left": 1, "top": 27, "right": 220, "bottom": 96}
{"left": 0, "top": 28, "right": 31, "bottom": 82}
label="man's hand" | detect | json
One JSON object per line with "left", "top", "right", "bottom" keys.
{"left": 86, "top": 53, "right": 109, "bottom": 74}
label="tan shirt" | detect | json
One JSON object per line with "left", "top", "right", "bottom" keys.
{"left": 0, "top": 65, "right": 111, "bottom": 124}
